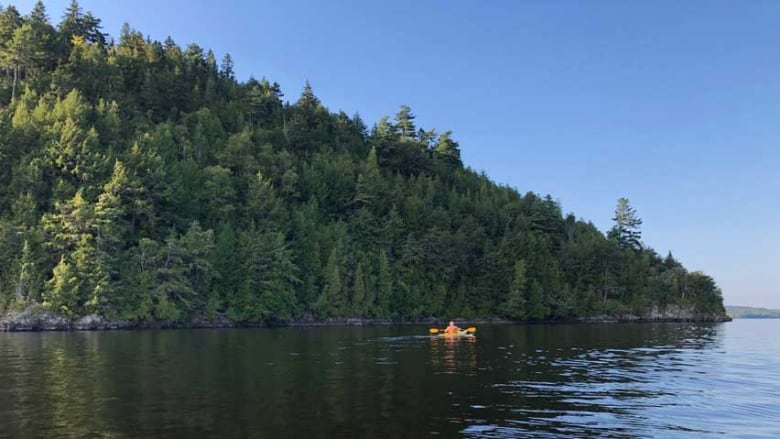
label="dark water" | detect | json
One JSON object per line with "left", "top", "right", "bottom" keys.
{"left": 1, "top": 320, "right": 778, "bottom": 438}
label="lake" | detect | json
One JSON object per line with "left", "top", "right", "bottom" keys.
{"left": 1, "top": 319, "right": 778, "bottom": 438}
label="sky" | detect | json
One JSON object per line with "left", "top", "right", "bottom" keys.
{"left": 13, "top": 0, "right": 780, "bottom": 308}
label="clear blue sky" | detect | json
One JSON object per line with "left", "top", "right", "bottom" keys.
{"left": 15, "top": 0, "right": 780, "bottom": 308}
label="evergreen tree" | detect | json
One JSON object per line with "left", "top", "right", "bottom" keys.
{"left": 433, "top": 130, "right": 462, "bottom": 170}
{"left": 14, "top": 239, "right": 37, "bottom": 304}
{"left": 351, "top": 262, "right": 367, "bottom": 316}
{"left": 375, "top": 249, "right": 393, "bottom": 317}
{"left": 315, "top": 241, "right": 346, "bottom": 317}
{"left": 220, "top": 53, "right": 234, "bottom": 80}
{"left": 609, "top": 197, "right": 643, "bottom": 250}
{"left": 526, "top": 280, "right": 547, "bottom": 320}
{"left": 394, "top": 105, "right": 416, "bottom": 140}
{"left": 297, "top": 80, "right": 319, "bottom": 109}
{"left": 501, "top": 259, "right": 527, "bottom": 319}
{"left": 58, "top": 0, "right": 106, "bottom": 49}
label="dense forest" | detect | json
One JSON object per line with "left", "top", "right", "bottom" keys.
{"left": 0, "top": 1, "right": 725, "bottom": 325}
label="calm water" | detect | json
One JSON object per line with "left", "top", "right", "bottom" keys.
{"left": 1, "top": 320, "right": 778, "bottom": 438}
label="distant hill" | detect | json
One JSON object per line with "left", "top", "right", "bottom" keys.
{"left": 726, "top": 306, "right": 780, "bottom": 319}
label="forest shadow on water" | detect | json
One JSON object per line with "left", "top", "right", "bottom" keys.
{"left": 1, "top": 321, "right": 779, "bottom": 438}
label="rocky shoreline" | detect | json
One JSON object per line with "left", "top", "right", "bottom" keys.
{"left": 0, "top": 304, "right": 731, "bottom": 332}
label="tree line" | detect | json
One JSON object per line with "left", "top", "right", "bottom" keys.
{"left": 0, "top": 1, "right": 726, "bottom": 324}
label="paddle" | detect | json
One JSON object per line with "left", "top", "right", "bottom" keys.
{"left": 429, "top": 327, "right": 477, "bottom": 334}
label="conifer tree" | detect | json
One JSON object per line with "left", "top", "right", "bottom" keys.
{"left": 297, "top": 80, "right": 319, "bottom": 109}
{"left": 610, "top": 197, "right": 643, "bottom": 250}
{"left": 394, "top": 105, "right": 416, "bottom": 140}
{"left": 351, "top": 262, "right": 367, "bottom": 316}
{"left": 501, "top": 259, "right": 527, "bottom": 319}
{"left": 316, "top": 241, "right": 345, "bottom": 317}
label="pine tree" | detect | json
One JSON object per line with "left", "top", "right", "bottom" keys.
{"left": 433, "top": 130, "right": 462, "bottom": 170}
{"left": 609, "top": 197, "right": 643, "bottom": 250}
{"left": 316, "top": 242, "right": 345, "bottom": 317}
{"left": 14, "top": 240, "right": 36, "bottom": 304}
{"left": 212, "top": 222, "right": 240, "bottom": 311}
{"left": 501, "top": 259, "right": 527, "bottom": 319}
{"left": 526, "top": 280, "right": 547, "bottom": 320}
{"left": 2, "top": 23, "right": 47, "bottom": 100}
{"left": 351, "top": 262, "right": 366, "bottom": 316}
{"left": 220, "top": 53, "right": 234, "bottom": 80}
{"left": 44, "top": 255, "right": 79, "bottom": 314}
{"left": 297, "top": 80, "right": 319, "bottom": 109}
{"left": 394, "top": 105, "right": 416, "bottom": 140}
{"left": 376, "top": 249, "right": 392, "bottom": 317}
{"left": 58, "top": 0, "right": 106, "bottom": 49}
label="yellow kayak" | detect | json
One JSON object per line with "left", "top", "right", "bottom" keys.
{"left": 429, "top": 327, "right": 477, "bottom": 338}
{"left": 436, "top": 330, "right": 475, "bottom": 338}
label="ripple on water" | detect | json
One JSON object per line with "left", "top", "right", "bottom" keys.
{"left": 1, "top": 321, "right": 779, "bottom": 438}
{"left": 480, "top": 323, "right": 780, "bottom": 438}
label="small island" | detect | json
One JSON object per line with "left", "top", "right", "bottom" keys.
{"left": 726, "top": 306, "right": 780, "bottom": 319}
{"left": 0, "top": 1, "right": 728, "bottom": 331}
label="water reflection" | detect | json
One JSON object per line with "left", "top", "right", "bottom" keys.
{"left": 461, "top": 323, "right": 729, "bottom": 438}
{"left": 430, "top": 335, "right": 477, "bottom": 375}
{"left": 2, "top": 322, "right": 778, "bottom": 438}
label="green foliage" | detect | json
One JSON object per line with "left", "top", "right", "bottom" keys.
{"left": 501, "top": 259, "right": 527, "bottom": 319}
{"left": 0, "top": 2, "right": 726, "bottom": 323}
{"left": 315, "top": 238, "right": 346, "bottom": 318}
{"left": 609, "top": 197, "right": 643, "bottom": 250}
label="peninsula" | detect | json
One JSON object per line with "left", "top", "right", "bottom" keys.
{"left": 0, "top": 1, "right": 728, "bottom": 330}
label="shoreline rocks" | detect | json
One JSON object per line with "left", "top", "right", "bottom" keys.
{"left": 0, "top": 305, "right": 730, "bottom": 332}
{"left": 0, "top": 306, "right": 71, "bottom": 331}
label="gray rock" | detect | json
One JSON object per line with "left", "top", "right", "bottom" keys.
{"left": 74, "top": 314, "right": 104, "bottom": 330}
{"left": 5, "top": 306, "right": 70, "bottom": 331}
{"left": 104, "top": 320, "right": 134, "bottom": 330}
{"left": 641, "top": 304, "right": 730, "bottom": 322}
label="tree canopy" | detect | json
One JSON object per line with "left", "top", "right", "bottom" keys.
{"left": 609, "top": 197, "right": 643, "bottom": 250}
{"left": 0, "top": 2, "right": 726, "bottom": 324}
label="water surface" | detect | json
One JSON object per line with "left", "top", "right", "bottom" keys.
{"left": 1, "top": 320, "right": 778, "bottom": 438}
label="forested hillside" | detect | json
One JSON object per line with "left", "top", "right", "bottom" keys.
{"left": 0, "top": 1, "right": 726, "bottom": 324}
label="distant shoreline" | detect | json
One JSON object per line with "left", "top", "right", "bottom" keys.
{"left": 0, "top": 307, "right": 731, "bottom": 332}
{"left": 725, "top": 305, "right": 780, "bottom": 319}
{"left": 730, "top": 316, "right": 780, "bottom": 319}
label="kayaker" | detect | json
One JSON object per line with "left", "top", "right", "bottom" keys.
{"left": 444, "top": 321, "right": 461, "bottom": 334}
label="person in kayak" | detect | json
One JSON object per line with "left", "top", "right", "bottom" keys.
{"left": 444, "top": 321, "right": 461, "bottom": 334}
